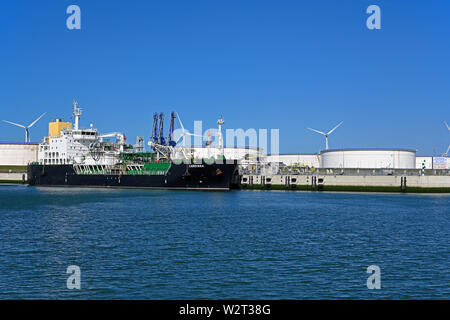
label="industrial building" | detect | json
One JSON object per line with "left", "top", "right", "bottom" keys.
{"left": 320, "top": 148, "right": 417, "bottom": 169}
{"left": 266, "top": 154, "right": 320, "bottom": 168}
{"left": 264, "top": 149, "right": 447, "bottom": 170}
{"left": 192, "top": 150, "right": 322, "bottom": 168}
{"left": 0, "top": 143, "right": 39, "bottom": 166}
{"left": 416, "top": 156, "right": 448, "bottom": 170}
{"left": 0, "top": 141, "right": 448, "bottom": 170}
{"left": 416, "top": 156, "right": 433, "bottom": 170}
{"left": 243, "top": 149, "right": 447, "bottom": 170}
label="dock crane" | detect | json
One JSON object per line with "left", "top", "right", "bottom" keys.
{"left": 148, "top": 111, "right": 202, "bottom": 160}
{"left": 157, "top": 112, "right": 165, "bottom": 145}
{"left": 151, "top": 113, "right": 159, "bottom": 145}
{"left": 149, "top": 112, "right": 170, "bottom": 159}
{"left": 167, "top": 112, "right": 176, "bottom": 147}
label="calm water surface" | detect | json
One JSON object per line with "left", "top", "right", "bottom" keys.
{"left": 0, "top": 185, "right": 448, "bottom": 299}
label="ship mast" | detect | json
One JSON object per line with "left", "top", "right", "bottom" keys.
{"left": 217, "top": 116, "right": 225, "bottom": 156}
{"left": 73, "top": 101, "right": 82, "bottom": 130}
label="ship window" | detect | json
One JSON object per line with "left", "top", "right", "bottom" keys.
{"left": 291, "top": 178, "right": 297, "bottom": 183}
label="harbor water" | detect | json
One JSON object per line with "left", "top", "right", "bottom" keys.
{"left": 0, "top": 185, "right": 448, "bottom": 299}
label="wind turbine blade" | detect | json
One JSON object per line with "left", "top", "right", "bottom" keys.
{"left": 327, "top": 121, "right": 343, "bottom": 135}
{"left": 307, "top": 128, "right": 326, "bottom": 135}
{"left": 3, "top": 120, "right": 26, "bottom": 128}
{"left": 176, "top": 112, "right": 185, "bottom": 131}
{"left": 28, "top": 112, "right": 46, "bottom": 128}
{"left": 445, "top": 121, "right": 450, "bottom": 131}
{"left": 186, "top": 133, "right": 203, "bottom": 137}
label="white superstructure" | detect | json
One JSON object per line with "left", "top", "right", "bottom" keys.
{"left": 38, "top": 103, "right": 127, "bottom": 166}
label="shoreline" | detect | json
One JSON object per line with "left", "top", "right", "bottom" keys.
{"left": 239, "top": 184, "right": 450, "bottom": 193}
{"left": 2, "top": 182, "right": 450, "bottom": 193}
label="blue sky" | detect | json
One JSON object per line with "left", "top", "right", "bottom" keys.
{"left": 0, "top": 0, "right": 449, "bottom": 155}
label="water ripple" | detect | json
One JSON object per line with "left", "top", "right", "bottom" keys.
{"left": 0, "top": 185, "right": 448, "bottom": 299}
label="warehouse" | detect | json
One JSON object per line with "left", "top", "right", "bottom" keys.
{"left": 320, "top": 148, "right": 417, "bottom": 169}
{"left": 0, "top": 143, "right": 38, "bottom": 166}
{"left": 266, "top": 154, "right": 320, "bottom": 168}
{"left": 416, "top": 156, "right": 433, "bottom": 169}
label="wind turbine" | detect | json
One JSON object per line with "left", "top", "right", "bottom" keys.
{"left": 3, "top": 112, "right": 46, "bottom": 143}
{"left": 175, "top": 112, "right": 202, "bottom": 158}
{"left": 175, "top": 112, "right": 202, "bottom": 146}
{"left": 307, "top": 121, "right": 343, "bottom": 150}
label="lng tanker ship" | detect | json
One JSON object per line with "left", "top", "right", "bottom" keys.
{"left": 27, "top": 102, "right": 238, "bottom": 190}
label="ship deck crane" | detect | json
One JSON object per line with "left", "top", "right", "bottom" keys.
{"left": 99, "top": 132, "right": 126, "bottom": 152}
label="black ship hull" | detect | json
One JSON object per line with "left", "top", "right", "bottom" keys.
{"left": 28, "top": 161, "right": 239, "bottom": 190}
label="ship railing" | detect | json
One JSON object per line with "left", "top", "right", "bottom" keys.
{"left": 73, "top": 163, "right": 170, "bottom": 176}
{"left": 74, "top": 164, "right": 117, "bottom": 175}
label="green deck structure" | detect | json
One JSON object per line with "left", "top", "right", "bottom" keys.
{"left": 120, "top": 152, "right": 172, "bottom": 175}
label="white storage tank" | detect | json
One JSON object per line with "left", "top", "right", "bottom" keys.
{"left": 320, "top": 148, "right": 417, "bottom": 169}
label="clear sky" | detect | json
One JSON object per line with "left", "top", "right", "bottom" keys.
{"left": 1, "top": 0, "right": 449, "bottom": 155}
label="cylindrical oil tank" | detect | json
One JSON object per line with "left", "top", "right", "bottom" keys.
{"left": 320, "top": 148, "right": 417, "bottom": 169}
